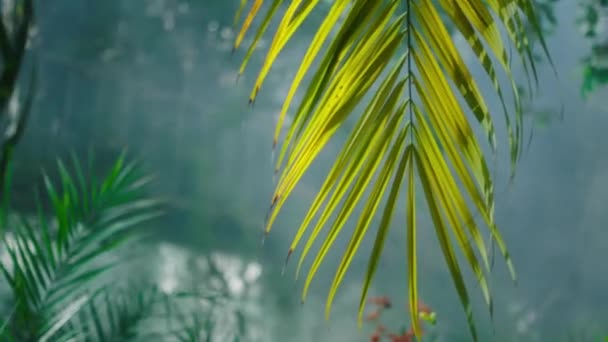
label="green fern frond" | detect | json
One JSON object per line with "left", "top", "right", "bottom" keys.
{"left": 0, "top": 153, "right": 162, "bottom": 341}
{"left": 233, "top": 0, "right": 552, "bottom": 340}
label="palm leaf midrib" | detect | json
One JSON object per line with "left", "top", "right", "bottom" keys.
{"left": 231, "top": 0, "right": 551, "bottom": 340}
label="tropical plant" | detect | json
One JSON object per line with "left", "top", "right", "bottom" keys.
{"left": 0, "top": 152, "right": 254, "bottom": 341}
{"left": 68, "top": 284, "right": 164, "bottom": 341}
{"left": 0, "top": 153, "right": 162, "bottom": 341}
{"left": 232, "top": 0, "right": 554, "bottom": 340}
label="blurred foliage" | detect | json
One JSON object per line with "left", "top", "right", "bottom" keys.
{"left": 8, "top": 1, "right": 267, "bottom": 258}
{"left": 0, "top": 153, "right": 253, "bottom": 341}
{"left": 0, "top": 0, "right": 36, "bottom": 193}
{"left": 531, "top": 0, "right": 560, "bottom": 36}
{"left": 525, "top": 0, "right": 608, "bottom": 100}
{"left": 576, "top": 0, "right": 608, "bottom": 98}
{"left": 0, "top": 153, "right": 162, "bottom": 340}
{"left": 526, "top": 0, "right": 608, "bottom": 99}
{"left": 517, "top": 83, "right": 562, "bottom": 131}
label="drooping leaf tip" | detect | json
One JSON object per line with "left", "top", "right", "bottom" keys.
{"left": 271, "top": 194, "right": 279, "bottom": 206}
{"left": 286, "top": 248, "right": 293, "bottom": 260}
{"left": 259, "top": 231, "right": 267, "bottom": 247}
{"left": 250, "top": 86, "right": 260, "bottom": 105}
{"left": 281, "top": 249, "right": 293, "bottom": 276}
{"left": 324, "top": 308, "right": 331, "bottom": 321}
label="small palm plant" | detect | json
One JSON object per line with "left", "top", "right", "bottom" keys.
{"left": 232, "top": 0, "right": 555, "bottom": 340}
{"left": 0, "top": 153, "right": 162, "bottom": 341}
{"left": 0, "top": 153, "right": 254, "bottom": 341}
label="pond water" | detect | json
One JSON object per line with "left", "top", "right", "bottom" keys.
{"left": 9, "top": 0, "right": 608, "bottom": 341}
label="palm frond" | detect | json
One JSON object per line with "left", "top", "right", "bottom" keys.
{"left": 233, "top": 0, "right": 552, "bottom": 340}
{"left": 0, "top": 153, "right": 162, "bottom": 341}
{"left": 69, "top": 285, "right": 163, "bottom": 342}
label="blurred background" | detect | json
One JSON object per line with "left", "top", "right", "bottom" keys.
{"left": 0, "top": 0, "right": 607, "bottom": 341}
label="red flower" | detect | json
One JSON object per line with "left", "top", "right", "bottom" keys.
{"left": 387, "top": 332, "right": 413, "bottom": 342}
{"left": 366, "top": 309, "right": 382, "bottom": 322}
{"left": 369, "top": 296, "right": 392, "bottom": 309}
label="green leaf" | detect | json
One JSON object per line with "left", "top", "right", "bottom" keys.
{"left": 234, "top": 1, "right": 551, "bottom": 339}
{"left": 0, "top": 154, "right": 161, "bottom": 340}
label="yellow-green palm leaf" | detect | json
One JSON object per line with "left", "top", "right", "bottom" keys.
{"left": 232, "top": 0, "right": 551, "bottom": 340}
